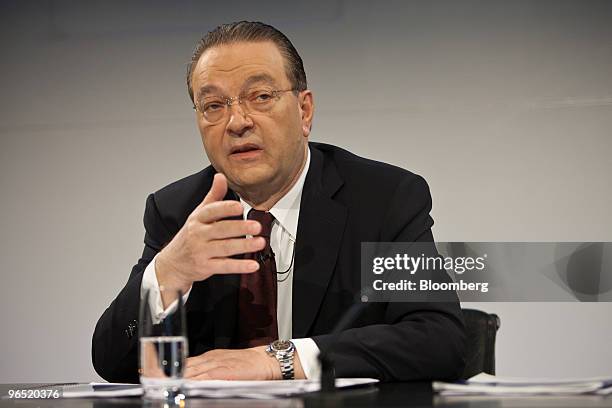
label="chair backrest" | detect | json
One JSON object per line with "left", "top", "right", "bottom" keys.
{"left": 461, "top": 308, "right": 500, "bottom": 379}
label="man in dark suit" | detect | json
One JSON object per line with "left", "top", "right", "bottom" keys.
{"left": 92, "top": 21, "right": 466, "bottom": 383}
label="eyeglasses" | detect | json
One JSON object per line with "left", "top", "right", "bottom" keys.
{"left": 193, "top": 88, "right": 296, "bottom": 124}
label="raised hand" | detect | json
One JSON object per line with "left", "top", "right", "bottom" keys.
{"left": 155, "top": 173, "right": 265, "bottom": 306}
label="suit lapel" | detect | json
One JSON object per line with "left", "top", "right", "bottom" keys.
{"left": 293, "top": 147, "right": 346, "bottom": 338}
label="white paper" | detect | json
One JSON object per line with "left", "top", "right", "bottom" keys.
{"left": 60, "top": 383, "right": 143, "bottom": 398}
{"left": 434, "top": 373, "right": 612, "bottom": 396}
{"left": 184, "top": 378, "right": 378, "bottom": 399}
{"left": 57, "top": 378, "right": 378, "bottom": 399}
{"left": 469, "top": 372, "right": 612, "bottom": 385}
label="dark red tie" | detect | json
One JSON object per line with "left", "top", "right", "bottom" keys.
{"left": 236, "top": 209, "right": 278, "bottom": 348}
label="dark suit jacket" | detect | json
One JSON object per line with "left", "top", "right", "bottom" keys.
{"left": 92, "top": 142, "right": 466, "bottom": 383}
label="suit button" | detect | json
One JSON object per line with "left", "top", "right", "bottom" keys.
{"left": 125, "top": 320, "right": 138, "bottom": 339}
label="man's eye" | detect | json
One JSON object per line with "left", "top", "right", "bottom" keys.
{"left": 203, "top": 102, "right": 225, "bottom": 112}
{"left": 250, "top": 91, "right": 274, "bottom": 102}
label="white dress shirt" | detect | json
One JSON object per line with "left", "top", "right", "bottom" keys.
{"left": 140, "top": 147, "right": 321, "bottom": 379}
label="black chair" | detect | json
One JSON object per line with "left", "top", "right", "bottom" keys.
{"left": 461, "top": 308, "right": 500, "bottom": 379}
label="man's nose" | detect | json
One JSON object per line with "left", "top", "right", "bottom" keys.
{"left": 226, "top": 103, "right": 253, "bottom": 136}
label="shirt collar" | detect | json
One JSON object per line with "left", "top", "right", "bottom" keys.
{"left": 240, "top": 147, "right": 311, "bottom": 240}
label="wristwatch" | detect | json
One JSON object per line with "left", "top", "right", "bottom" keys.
{"left": 266, "top": 339, "right": 295, "bottom": 380}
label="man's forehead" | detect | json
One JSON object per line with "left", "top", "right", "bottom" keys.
{"left": 193, "top": 41, "right": 288, "bottom": 93}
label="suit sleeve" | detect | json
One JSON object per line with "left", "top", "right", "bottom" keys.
{"left": 312, "top": 175, "right": 467, "bottom": 382}
{"left": 91, "top": 194, "right": 170, "bottom": 383}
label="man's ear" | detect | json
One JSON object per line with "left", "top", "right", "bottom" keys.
{"left": 298, "top": 90, "right": 314, "bottom": 136}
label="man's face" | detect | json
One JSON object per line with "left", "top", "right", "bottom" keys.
{"left": 191, "top": 41, "right": 313, "bottom": 194}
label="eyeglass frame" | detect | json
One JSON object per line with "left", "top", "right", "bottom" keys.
{"left": 192, "top": 88, "right": 299, "bottom": 123}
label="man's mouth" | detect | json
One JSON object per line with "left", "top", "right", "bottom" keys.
{"left": 229, "top": 143, "right": 263, "bottom": 159}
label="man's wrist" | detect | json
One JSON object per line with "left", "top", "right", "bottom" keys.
{"left": 266, "top": 340, "right": 297, "bottom": 380}
{"left": 154, "top": 253, "right": 191, "bottom": 309}
{"left": 265, "top": 350, "right": 305, "bottom": 380}
{"left": 292, "top": 348, "right": 306, "bottom": 379}
{"left": 155, "top": 252, "right": 191, "bottom": 293}
{"left": 253, "top": 346, "right": 283, "bottom": 380}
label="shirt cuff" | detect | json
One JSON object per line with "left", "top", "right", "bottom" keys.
{"left": 291, "top": 338, "right": 321, "bottom": 380}
{"left": 140, "top": 254, "right": 192, "bottom": 324}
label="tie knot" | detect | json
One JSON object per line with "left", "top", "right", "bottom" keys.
{"left": 247, "top": 209, "right": 275, "bottom": 238}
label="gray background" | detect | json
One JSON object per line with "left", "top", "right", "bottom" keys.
{"left": 1, "top": 0, "right": 611, "bottom": 382}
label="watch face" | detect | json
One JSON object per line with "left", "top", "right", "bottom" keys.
{"left": 272, "top": 339, "right": 292, "bottom": 352}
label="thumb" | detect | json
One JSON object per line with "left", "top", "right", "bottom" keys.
{"left": 202, "top": 173, "right": 228, "bottom": 206}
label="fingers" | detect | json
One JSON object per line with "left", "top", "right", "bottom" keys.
{"left": 207, "top": 220, "right": 261, "bottom": 240}
{"left": 207, "top": 237, "right": 266, "bottom": 258}
{"left": 185, "top": 349, "right": 233, "bottom": 369}
{"left": 185, "top": 361, "right": 220, "bottom": 378}
{"left": 196, "top": 200, "right": 244, "bottom": 224}
{"left": 206, "top": 258, "right": 260, "bottom": 274}
{"left": 183, "top": 349, "right": 271, "bottom": 381}
{"left": 184, "top": 351, "right": 224, "bottom": 378}
{"left": 184, "top": 354, "right": 238, "bottom": 381}
{"left": 190, "top": 368, "right": 233, "bottom": 381}
{"left": 164, "top": 172, "right": 270, "bottom": 283}
{"left": 201, "top": 173, "right": 228, "bottom": 206}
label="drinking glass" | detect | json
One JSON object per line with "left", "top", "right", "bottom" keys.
{"left": 139, "top": 288, "right": 188, "bottom": 402}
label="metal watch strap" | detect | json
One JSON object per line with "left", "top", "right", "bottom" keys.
{"left": 267, "top": 340, "right": 295, "bottom": 380}
{"left": 277, "top": 351, "right": 294, "bottom": 380}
